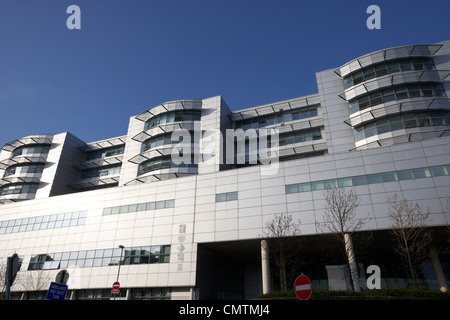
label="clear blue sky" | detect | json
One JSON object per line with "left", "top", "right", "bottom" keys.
{"left": 1, "top": 0, "right": 449, "bottom": 144}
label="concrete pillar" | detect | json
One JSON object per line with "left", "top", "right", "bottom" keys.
{"left": 344, "top": 233, "right": 361, "bottom": 292}
{"left": 429, "top": 245, "right": 448, "bottom": 292}
{"left": 261, "top": 240, "right": 271, "bottom": 294}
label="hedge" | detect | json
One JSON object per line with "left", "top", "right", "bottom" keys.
{"left": 258, "top": 288, "right": 450, "bottom": 300}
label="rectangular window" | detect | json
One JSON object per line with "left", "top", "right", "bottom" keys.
{"left": 367, "top": 174, "right": 382, "bottom": 184}
{"left": 216, "top": 191, "right": 238, "bottom": 202}
{"left": 352, "top": 175, "right": 367, "bottom": 186}
{"left": 381, "top": 172, "right": 397, "bottom": 182}
{"left": 227, "top": 191, "right": 238, "bottom": 201}
{"left": 397, "top": 170, "right": 413, "bottom": 180}
{"left": 430, "top": 166, "right": 447, "bottom": 177}
{"left": 155, "top": 201, "right": 165, "bottom": 209}
{"left": 311, "top": 181, "right": 324, "bottom": 191}
{"left": 215, "top": 193, "right": 227, "bottom": 202}
{"left": 338, "top": 177, "right": 352, "bottom": 187}
{"left": 285, "top": 184, "right": 298, "bottom": 194}
{"left": 413, "top": 168, "right": 431, "bottom": 179}
{"left": 298, "top": 183, "right": 311, "bottom": 192}
{"left": 102, "top": 200, "right": 175, "bottom": 216}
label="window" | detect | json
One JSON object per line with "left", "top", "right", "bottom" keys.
{"left": 381, "top": 172, "right": 397, "bottom": 182}
{"left": 338, "top": 177, "right": 352, "bottom": 187}
{"left": 0, "top": 183, "right": 39, "bottom": 196}
{"left": 285, "top": 184, "right": 298, "bottom": 194}
{"left": 285, "top": 165, "right": 450, "bottom": 194}
{"left": 413, "top": 168, "right": 431, "bottom": 178}
{"left": 80, "top": 164, "right": 121, "bottom": 180}
{"left": 348, "top": 82, "right": 447, "bottom": 114}
{"left": 343, "top": 57, "right": 436, "bottom": 90}
{"left": 353, "top": 110, "right": 450, "bottom": 141}
{"left": 397, "top": 170, "right": 413, "bottom": 180}
{"left": 352, "top": 175, "right": 367, "bottom": 186}
{"left": 216, "top": 191, "right": 238, "bottom": 202}
{"left": 278, "top": 127, "right": 322, "bottom": 146}
{"left": 131, "top": 288, "right": 172, "bottom": 300}
{"left": 3, "top": 164, "right": 45, "bottom": 178}
{"left": 430, "top": 166, "right": 447, "bottom": 176}
{"left": 234, "top": 105, "right": 320, "bottom": 129}
{"left": 141, "top": 131, "right": 196, "bottom": 153}
{"left": 103, "top": 200, "right": 175, "bottom": 216}
{"left": 0, "top": 211, "right": 87, "bottom": 236}
{"left": 11, "top": 144, "right": 51, "bottom": 158}
{"left": 29, "top": 245, "right": 171, "bottom": 271}
{"left": 145, "top": 109, "right": 201, "bottom": 130}
{"left": 311, "top": 181, "right": 324, "bottom": 191}
{"left": 84, "top": 145, "right": 125, "bottom": 161}
{"left": 137, "top": 155, "right": 197, "bottom": 176}
{"left": 298, "top": 183, "right": 312, "bottom": 192}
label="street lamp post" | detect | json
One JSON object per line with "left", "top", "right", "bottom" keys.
{"left": 114, "top": 245, "right": 125, "bottom": 300}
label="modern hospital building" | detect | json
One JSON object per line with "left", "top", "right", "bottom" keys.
{"left": 1, "top": 40, "right": 449, "bottom": 300}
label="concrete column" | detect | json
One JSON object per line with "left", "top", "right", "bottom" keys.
{"left": 429, "top": 245, "right": 448, "bottom": 292}
{"left": 344, "top": 233, "right": 361, "bottom": 292}
{"left": 261, "top": 240, "right": 271, "bottom": 295}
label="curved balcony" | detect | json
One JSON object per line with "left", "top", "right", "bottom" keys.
{"left": 0, "top": 182, "right": 40, "bottom": 202}
{"left": 124, "top": 166, "right": 198, "bottom": 186}
{"left": 135, "top": 99, "right": 202, "bottom": 122}
{"left": 132, "top": 99, "right": 202, "bottom": 142}
{"left": 334, "top": 44, "right": 443, "bottom": 79}
{"left": 0, "top": 155, "right": 47, "bottom": 170}
{"left": 344, "top": 97, "right": 450, "bottom": 128}
{"left": 353, "top": 125, "right": 450, "bottom": 151}
{"left": 334, "top": 43, "right": 450, "bottom": 150}
{"left": 1, "top": 134, "right": 53, "bottom": 152}
{"left": 0, "top": 135, "right": 52, "bottom": 203}
{"left": 340, "top": 69, "right": 450, "bottom": 102}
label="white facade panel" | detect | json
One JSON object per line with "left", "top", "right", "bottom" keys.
{"left": 1, "top": 40, "right": 449, "bottom": 300}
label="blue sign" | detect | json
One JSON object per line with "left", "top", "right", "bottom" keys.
{"left": 46, "top": 282, "right": 68, "bottom": 300}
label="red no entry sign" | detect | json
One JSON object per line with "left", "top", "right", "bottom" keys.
{"left": 112, "top": 281, "right": 120, "bottom": 290}
{"left": 294, "top": 275, "right": 312, "bottom": 300}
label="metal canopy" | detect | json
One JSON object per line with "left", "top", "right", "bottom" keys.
{"left": 232, "top": 96, "right": 320, "bottom": 121}
{"left": 339, "top": 69, "right": 450, "bottom": 101}
{"left": 334, "top": 44, "right": 443, "bottom": 77}
{"left": 70, "top": 176, "right": 120, "bottom": 189}
{"left": 0, "top": 176, "right": 40, "bottom": 188}
{"left": 0, "top": 156, "right": 47, "bottom": 170}
{"left": 1, "top": 136, "right": 52, "bottom": 152}
{"left": 135, "top": 100, "right": 202, "bottom": 123}
{"left": 343, "top": 97, "right": 450, "bottom": 127}
{"left": 73, "top": 156, "right": 123, "bottom": 169}
{"left": 81, "top": 136, "right": 126, "bottom": 152}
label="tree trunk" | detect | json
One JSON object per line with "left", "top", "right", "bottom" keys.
{"left": 344, "top": 233, "right": 360, "bottom": 292}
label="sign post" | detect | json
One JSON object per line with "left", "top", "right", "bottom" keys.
{"left": 46, "top": 282, "right": 69, "bottom": 300}
{"left": 46, "top": 270, "right": 70, "bottom": 300}
{"left": 111, "top": 281, "right": 120, "bottom": 295}
{"left": 294, "top": 275, "right": 312, "bottom": 300}
{"left": 5, "top": 254, "right": 20, "bottom": 300}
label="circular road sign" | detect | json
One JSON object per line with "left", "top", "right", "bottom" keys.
{"left": 294, "top": 275, "right": 312, "bottom": 300}
{"left": 112, "top": 281, "right": 120, "bottom": 290}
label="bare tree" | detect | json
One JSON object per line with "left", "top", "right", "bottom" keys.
{"left": 0, "top": 260, "right": 7, "bottom": 300}
{"left": 387, "top": 193, "right": 433, "bottom": 287}
{"left": 1, "top": 257, "right": 51, "bottom": 300}
{"left": 316, "top": 187, "right": 369, "bottom": 292}
{"left": 18, "top": 269, "right": 52, "bottom": 293}
{"left": 262, "top": 213, "right": 301, "bottom": 291}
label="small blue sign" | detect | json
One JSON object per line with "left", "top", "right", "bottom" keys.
{"left": 46, "top": 282, "right": 68, "bottom": 300}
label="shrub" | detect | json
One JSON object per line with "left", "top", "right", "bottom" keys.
{"left": 258, "top": 288, "right": 450, "bottom": 300}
